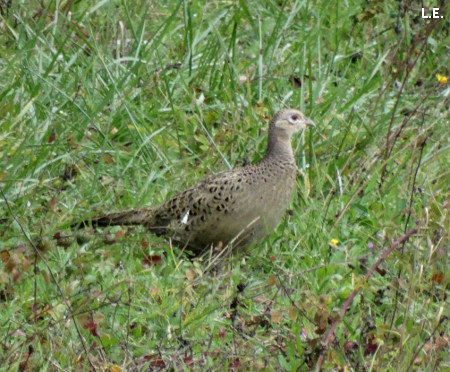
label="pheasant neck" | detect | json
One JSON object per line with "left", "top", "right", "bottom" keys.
{"left": 265, "top": 132, "right": 295, "bottom": 164}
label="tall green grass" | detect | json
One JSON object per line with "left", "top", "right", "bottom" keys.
{"left": 0, "top": 0, "right": 448, "bottom": 370}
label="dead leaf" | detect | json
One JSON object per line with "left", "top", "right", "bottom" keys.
{"left": 271, "top": 309, "right": 282, "bottom": 323}
{"left": 430, "top": 273, "right": 443, "bottom": 284}
{"left": 5, "top": 253, "right": 20, "bottom": 272}
{"left": 149, "top": 286, "right": 160, "bottom": 297}
{"left": 41, "top": 270, "right": 50, "bottom": 284}
{"left": 364, "top": 334, "right": 379, "bottom": 356}
{"left": 268, "top": 275, "right": 275, "bottom": 286}
{"left": 289, "top": 306, "right": 297, "bottom": 321}
{"left": 183, "top": 356, "right": 194, "bottom": 366}
{"left": 185, "top": 269, "right": 195, "bottom": 281}
{"left": 53, "top": 232, "right": 73, "bottom": 248}
{"left": 48, "top": 129, "right": 56, "bottom": 143}
{"left": 67, "top": 135, "right": 78, "bottom": 150}
{"left": 219, "top": 327, "right": 226, "bottom": 340}
{"left": 12, "top": 268, "right": 20, "bottom": 282}
{"left": 115, "top": 230, "right": 126, "bottom": 238}
{"left": 80, "top": 316, "right": 98, "bottom": 336}
{"left": 289, "top": 75, "right": 302, "bottom": 88}
{"left": 35, "top": 237, "right": 52, "bottom": 253}
{"left": 141, "top": 354, "right": 165, "bottom": 368}
{"left": 143, "top": 255, "right": 162, "bottom": 266}
{"left": 79, "top": 314, "right": 91, "bottom": 328}
{"left": 344, "top": 340, "right": 358, "bottom": 352}
{"left": 103, "top": 153, "right": 115, "bottom": 164}
{"left": 230, "top": 358, "right": 241, "bottom": 369}
{"left": 0, "top": 250, "right": 10, "bottom": 262}
{"left": 93, "top": 312, "right": 105, "bottom": 327}
{"left": 435, "top": 334, "right": 450, "bottom": 351}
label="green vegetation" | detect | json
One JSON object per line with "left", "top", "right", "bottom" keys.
{"left": 0, "top": 0, "right": 448, "bottom": 370}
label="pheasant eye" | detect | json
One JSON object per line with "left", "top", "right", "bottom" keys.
{"left": 288, "top": 114, "right": 299, "bottom": 123}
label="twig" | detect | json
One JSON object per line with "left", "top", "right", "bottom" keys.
{"left": 0, "top": 187, "right": 97, "bottom": 371}
{"left": 315, "top": 227, "right": 418, "bottom": 371}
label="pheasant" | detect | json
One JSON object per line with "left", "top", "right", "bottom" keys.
{"left": 74, "top": 108, "right": 315, "bottom": 255}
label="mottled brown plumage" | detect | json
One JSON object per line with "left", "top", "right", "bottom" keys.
{"left": 75, "top": 109, "right": 315, "bottom": 254}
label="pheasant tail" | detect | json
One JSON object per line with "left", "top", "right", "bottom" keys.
{"left": 74, "top": 207, "right": 156, "bottom": 228}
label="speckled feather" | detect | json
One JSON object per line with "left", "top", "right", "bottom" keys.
{"left": 76, "top": 109, "right": 314, "bottom": 255}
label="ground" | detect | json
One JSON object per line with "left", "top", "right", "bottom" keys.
{"left": 0, "top": 1, "right": 448, "bottom": 371}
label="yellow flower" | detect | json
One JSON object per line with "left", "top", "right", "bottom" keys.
{"left": 436, "top": 74, "right": 447, "bottom": 84}
{"left": 330, "top": 238, "right": 339, "bottom": 245}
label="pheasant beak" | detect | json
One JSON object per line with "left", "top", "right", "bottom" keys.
{"left": 305, "top": 117, "right": 315, "bottom": 127}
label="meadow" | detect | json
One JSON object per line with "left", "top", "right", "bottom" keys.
{"left": 0, "top": 0, "right": 448, "bottom": 370}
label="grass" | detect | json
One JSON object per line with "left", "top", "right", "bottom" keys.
{"left": 0, "top": 0, "right": 448, "bottom": 370}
